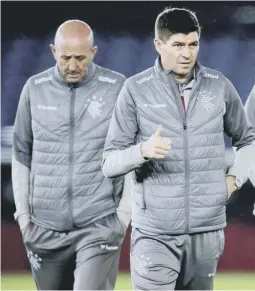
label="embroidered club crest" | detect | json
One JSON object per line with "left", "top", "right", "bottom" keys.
{"left": 85, "top": 96, "right": 105, "bottom": 118}
{"left": 26, "top": 250, "right": 42, "bottom": 270}
{"left": 133, "top": 253, "right": 152, "bottom": 276}
{"left": 199, "top": 91, "right": 216, "bottom": 112}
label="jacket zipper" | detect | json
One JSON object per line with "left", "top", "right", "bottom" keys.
{"left": 169, "top": 76, "right": 202, "bottom": 233}
{"left": 68, "top": 85, "right": 75, "bottom": 227}
{"left": 180, "top": 91, "right": 190, "bottom": 233}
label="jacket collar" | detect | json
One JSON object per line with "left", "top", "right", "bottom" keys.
{"left": 154, "top": 55, "right": 204, "bottom": 84}
{"left": 53, "top": 61, "right": 97, "bottom": 88}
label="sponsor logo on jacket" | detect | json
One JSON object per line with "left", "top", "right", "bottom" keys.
{"left": 144, "top": 103, "right": 166, "bottom": 108}
{"left": 34, "top": 76, "right": 53, "bottom": 85}
{"left": 37, "top": 105, "right": 57, "bottom": 111}
{"left": 98, "top": 76, "right": 116, "bottom": 84}
{"left": 100, "top": 244, "right": 119, "bottom": 251}
{"left": 136, "top": 74, "right": 153, "bottom": 84}
{"left": 204, "top": 72, "right": 219, "bottom": 79}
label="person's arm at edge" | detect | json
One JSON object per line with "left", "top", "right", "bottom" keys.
{"left": 224, "top": 78, "right": 255, "bottom": 192}
{"left": 12, "top": 81, "right": 33, "bottom": 231}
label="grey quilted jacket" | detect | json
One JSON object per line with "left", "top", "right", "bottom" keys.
{"left": 12, "top": 62, "right": 126, "bottom": 231}
{"left": 102, "top": 57, "right": 255, "bottom": 235}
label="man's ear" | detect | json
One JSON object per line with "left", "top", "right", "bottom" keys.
{"left": 154, "top": 38, "right": 162, "bottom": 55}
{"left": 50, "top": 44, "right": 57, "bottom": 60}
{"left": 91, "top": 45, "right": 98, "bottom": 59}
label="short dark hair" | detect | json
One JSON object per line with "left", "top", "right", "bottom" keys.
{"left": 155, "top": 7, "right": 201, "bottom": 42}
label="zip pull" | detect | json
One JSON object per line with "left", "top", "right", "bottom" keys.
{"left": 183, "top": 121, "right": 187, "bottom": 130}
{"left": 180, "top": 93, "right": 186, "bottom": 112}
{"left": 69, "top": 83, "right": 77, "bottom": 91}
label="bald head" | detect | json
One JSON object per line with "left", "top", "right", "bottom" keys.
{"left": 50, "top": 20, "right": 98, "bottom": 84}
{"left": 54, "top": 20, "right": 94, "bottom": 48}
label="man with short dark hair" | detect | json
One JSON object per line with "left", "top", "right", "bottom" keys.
{"left": 12, "top": 19, "right": 130, "bottom": 290}
{"left": 102, "top": 8, "right": 255, "bottom": 290}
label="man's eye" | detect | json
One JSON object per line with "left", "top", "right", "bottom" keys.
{"left": 77, "top": 56, "right": 86, "bottom": 61}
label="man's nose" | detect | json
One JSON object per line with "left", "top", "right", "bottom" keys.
{"left": 68, "top": 58, "right": 77, "bottom": 71}
{"left": 181, "top": 46, "right": 191, "bottom": 59}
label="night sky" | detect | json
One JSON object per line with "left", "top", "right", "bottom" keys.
{"left": 2, "top": 1, "right": 255, "bottom": 40}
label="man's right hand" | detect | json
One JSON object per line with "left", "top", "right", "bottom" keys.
{"left": 141, "top": 125, "right": 172, "bottom": 159}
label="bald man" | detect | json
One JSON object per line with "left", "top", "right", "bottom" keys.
{"left": 12, "top": 20, "right": 130, "bottom": 290}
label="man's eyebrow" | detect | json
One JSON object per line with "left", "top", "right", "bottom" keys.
{"left": 172, "top": 41, "right": 199, "bottom": 45}
{"left": 172, "top": 41, "right": 185, "bottom": 45}
{"left": 60, "top": 54, "right": 85, "bottom": 58}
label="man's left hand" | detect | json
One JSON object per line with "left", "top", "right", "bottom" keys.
{"left": 226, "top": 175, "right": 238, "bottom": 197}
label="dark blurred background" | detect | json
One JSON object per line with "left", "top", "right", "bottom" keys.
{"left": 1, "top": 1, "right": 255, "bottom": 285}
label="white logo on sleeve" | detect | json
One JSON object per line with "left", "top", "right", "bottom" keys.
{"left": 85, "top": 95, "right": 105, "bottom": 118}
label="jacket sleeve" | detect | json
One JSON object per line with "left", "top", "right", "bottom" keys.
{"left": 116, "top": 172, "right": 132, "bottom": 228}
{"left": 102, "top": 83, "right": 147, "bottom": 178}
{"left": 244, "top": 84, "right": 255, "bottom": 186}
{"left": 244, "top": 84, "right": 255, "bottom": 127}
{"left": 224, "top": 78, "right": 255, "bottom": 186}
{"left": 12, "top": 81, "right": 33, "bottom": 230}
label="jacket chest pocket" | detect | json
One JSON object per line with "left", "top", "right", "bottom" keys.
{"left": 31, "top": 102, "right": 70, "bottom": 139}
{"left": 189, "top": 92, "right": 224, "bottom": 129}
{"left": 31, "top": 101, "right": 69, "bottom": 124}
{"left": 79, "top": 97, "right": 115, "bottom": 129}
{"left": 137, "top": 106, "right": 181, "bottom": 137}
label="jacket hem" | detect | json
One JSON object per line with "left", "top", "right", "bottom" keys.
{"left": 131, "top": 221, "right": 227, "bottom": 235}
{"left": 31, "top": 208, "right": 117, "bottom": 231}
